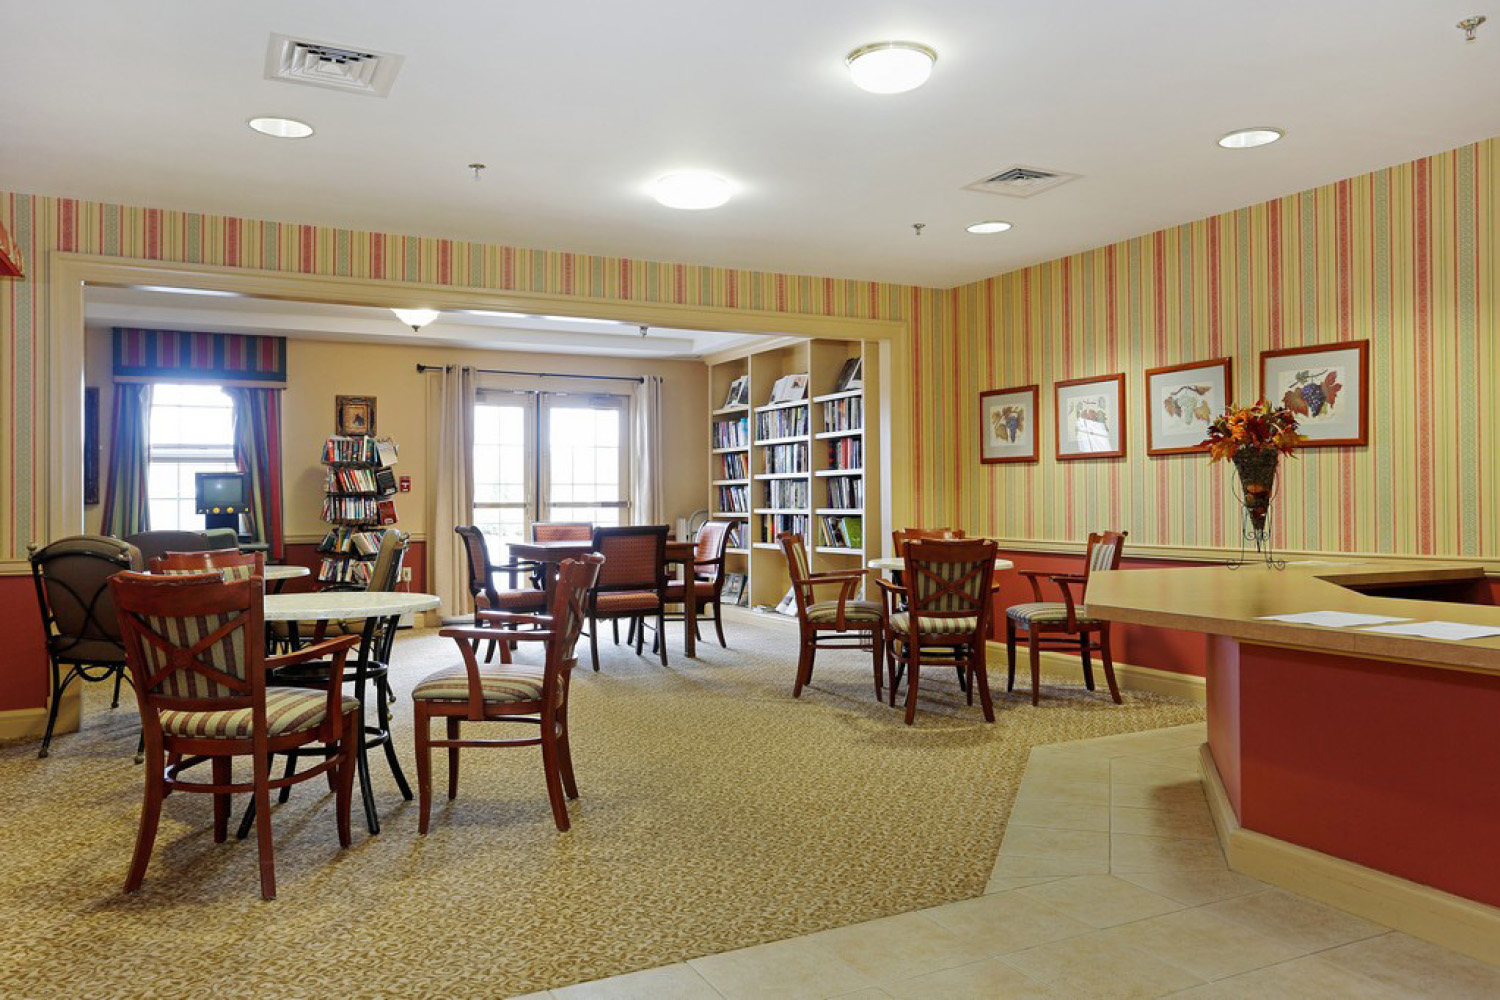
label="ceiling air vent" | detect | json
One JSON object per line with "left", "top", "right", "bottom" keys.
{"left": 264, "top": 34, "right": 405, "bottom": 97}
{"left": 965, "top": 165, "right": 1080, "bottom": 198}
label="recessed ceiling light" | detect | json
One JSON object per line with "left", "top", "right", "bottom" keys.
{"left": 846, "top": 41, "right": 937, "bottom": 94}
{"left": 391, "top": 308, "right": 440, "bottom": 330}
{"left": 651, "top": 171, "right": 734, "bottom": 210}
{"left": 248, "top": 116, "right": 315, "bottom": 139}
{"left": 135, "top": 285, "right": 242, "bottom": 297}
{"left": 540, "top": 315, "right": 621, "bottom": 325}
{"left": 464, "top": 310, "right": 530, "bottom": 318}
{"left": 965, "top": 221, "right": 1013, "bottom": 235}
{"left": 1218, "top": 127, "right": 1283, "bottom": 149}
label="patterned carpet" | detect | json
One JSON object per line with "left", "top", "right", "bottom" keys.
{"left": 0, "top": 610, "right": 1202, "bottom": 998}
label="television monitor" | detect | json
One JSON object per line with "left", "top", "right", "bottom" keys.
{"left": 195, "top": 471, "right": 247, "bottom": 515}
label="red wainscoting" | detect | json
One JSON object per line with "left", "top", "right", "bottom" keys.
{"left": 0, "top": 572, "right": 50, "bottom": 712}
{"left": 991, "top": 549, "right": 1209, "bottom": 678}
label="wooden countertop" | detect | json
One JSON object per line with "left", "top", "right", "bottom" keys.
{"left": 1084, "top": 559, "right": 1500, "bottom": 675}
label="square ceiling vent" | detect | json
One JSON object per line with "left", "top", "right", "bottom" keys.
{"left": 264, "top": 34, "right": 404, "bottom": 97}
{"left": 965, "top": 166, "right": 1080, "bottom": 198}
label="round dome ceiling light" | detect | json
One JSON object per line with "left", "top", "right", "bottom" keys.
{"left": 652, "top": 171, "right": 734, "bottom": 210}
{"left": 846, "top": 41, "right": 937, "bottom": 94}
{"left": 391, "top": 308, "right": 440, "bottom": 331}
{"left": 1218, "top": 127, "right": 1283, "bottom": 149}
{"left": 966, "top": 220, "right": 1013, "bottom": 234}
{"left": 248, "top": 116, "right": 315, "bottom": 139}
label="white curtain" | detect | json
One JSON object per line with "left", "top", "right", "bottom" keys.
{"left": 428, "top": 365, "right": 475, "bottom": 622}
{"left": 631, "top": 375, "right": 664, "bottom": 525}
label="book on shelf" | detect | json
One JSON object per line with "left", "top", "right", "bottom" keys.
{"left": 375, "top": 438, "right": 399, "bottom": 467}
{"left": 716, "top": 484, "right": 750, "bottom": 513}
{"left": 822, "top": 396, "right": 863, "bottom": 433}
{"left": 318, "top": 556, "right": 374, "bottom": 585}
{"left": 713, "top": 415, "right": 750, "bottom": 449}
{"left": 762, "top": 513, "right": 808, "bottom": 541}
{"left": 756, "top": 406, "right": 808, "bottom": 440}
{"left": 726, "top": 522, "right": 744, "bottom": 548}
{"left": 763, "top": 442, "right": 808, "bottom": 474}
{"left": 819, "top": 514, "right": 863, "bottom": 548}
{"left": 769, "top": 373, "right": 809, "bottom": 403}
{"left": 318, "top": 527, "right": 386, "bottom": 557}
{"left": 826, "top": 476, "right": 864, "bottom": 508}
{"left": 764, "top": 478, "right": 809, "bottom": 509}
{"left": 827, "top": 437, "right": 863, "bottom": 470}
{"left": 718, "top": 451, "right": 748, "bottom": 479}
{"left": 723, "top": 375, "right": 749, "bottom": 408}
{"left": 721, "top": 572, "right": 746, "bottom": 605}
{"left": 833, "top": 357, "right": 864, "bottom": 392}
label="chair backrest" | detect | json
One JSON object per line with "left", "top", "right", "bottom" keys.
{"left": 533, "top": 521, "right": 593, "bottom": 542}
{"left": 1082, "top": 530, "right": 1127, "bottom": 589}
{"left": 455, "top": 525, "right": 498, "bottom": 608}
{"left": 151, "top": 550, "right": 264, "bottom": 583}
{"left": 777, "top": 531, "right": 814, "bottom": 615}
{"left": 28, "top": 535, "right": 143, "bottom": 663}
{"left": 202, "top": 527, "right": 240, "bottom": 550}
{"left": 124, "top": 530, "right": 209, "bottom": 566}
{"left": 590, "top": 524, "right": 668, "bottom": 593}
{"left": 110, "top": 570, "right": 265, "bottom": 710}
{"left": 692, "top": 520, "right": 732, "bottom": 584}
{"left": 903, "top": 537, "right": 999, "bottom": 628}
{"left": 539, "top": 553, "right": 605, "bottom": 709}
{"left": 366, "top": 530, "right": 409, "bottom": 592}
{"left": 891, "top": 526, "right": 966, "bottom": 558}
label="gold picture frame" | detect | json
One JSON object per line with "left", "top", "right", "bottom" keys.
{"left": 336, "top": 395, "right": 377, "bottom": 436}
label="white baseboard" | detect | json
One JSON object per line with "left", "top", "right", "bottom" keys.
{"left": 1199, "top": 743, "right": 1500, "bottom": 967}
{"left": 985, "top": 642, "right": 1206, "bottom": 705}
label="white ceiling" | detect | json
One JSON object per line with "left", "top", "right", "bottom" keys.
{"left": 5, "top": 2, "right": 1500, "bottom": 287}
{"left": 83, "top": 286, "right": 771, "bottom": 359}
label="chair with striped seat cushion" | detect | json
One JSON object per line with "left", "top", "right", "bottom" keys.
{"left": 152, "top": 549, "right": 262, "bottom": 583}
{"left": 778, "top": 532, "right": 884, "bottom": 700}
{"left": 586, "top": 525, "right": 670, "bottom": 671}
{"left": 110, "top": 567, "right": 361, "bottom": 900}
{"left": 876, "top": 538, "right": 1000, "bottom": 725}
{"left": 1005, "top": 530, "right": 1126, "bottom": 706}
{"left": 415, "top": 553, "right": 603, "bottom": 833}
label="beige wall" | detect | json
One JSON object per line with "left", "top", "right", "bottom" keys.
{"left": 84, "top": 329, "right": 711, "bottom": 542}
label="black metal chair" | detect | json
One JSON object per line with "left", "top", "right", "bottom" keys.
{"left": 27, "top": 535, "right": 144, "bottom": 759}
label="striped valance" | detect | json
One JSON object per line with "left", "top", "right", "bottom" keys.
{"left": 112, "top": 328, "right": 286, "bottom": 384}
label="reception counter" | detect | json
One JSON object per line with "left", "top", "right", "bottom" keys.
{"left": 1086, "top": 559, "right": 1500, "bottom": 958}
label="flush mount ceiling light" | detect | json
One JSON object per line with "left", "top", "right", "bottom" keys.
{"left": 651, "top": 171, "right": 734, "bottom": 210}
{"left": 1218, "top": 127, "right": 1283, "bottom": 149}
{"left": 966, "top": 221, "right": 1013, "bottom": 234}
{"left": 845, "top": 41, "right": 937, "bottom": 94}
{"left": 392, "top": 307, "right": 440, "bottom": 331}
{"left": 248, "top": 116, "right": 315, "bottom": 139}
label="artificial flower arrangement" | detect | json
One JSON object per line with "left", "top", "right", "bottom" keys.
{"left": 1202, "top": 399, "right": 1303, "bottom": 462}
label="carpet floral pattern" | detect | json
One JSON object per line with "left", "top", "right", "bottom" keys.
{"left": 0, "top": 611, "right": 1202, "bottom": 998}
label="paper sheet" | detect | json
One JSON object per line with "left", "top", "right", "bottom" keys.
{"left": 1358, "top": 621, "right": 1500, "bottom": 641}
{"left": 1257, "top": 611, "right": 1412, "bottom": 628}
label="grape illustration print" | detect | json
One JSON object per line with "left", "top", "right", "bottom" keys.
{"left": 1280, "top": 368, "right": 1342, "bottom": 419}
{"left": 1259, "top": 340, "right": 1368, "bottom": 448}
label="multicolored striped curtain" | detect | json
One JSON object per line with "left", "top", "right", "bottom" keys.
{"left": 228, "top": 388, "right": 284, "bottom": 559}
{"left": 100, "top": 383, "right": 152, "bottom": 537}
{"left": 113, "top": 328, "right": 286, "bottom": 384}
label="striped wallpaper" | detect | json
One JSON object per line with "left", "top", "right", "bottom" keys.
{"left": 2, "top": 134, "right": 1496, "bottom": 561}
{"left": 939, "top": 137, "right": 1499, "bottom": 558}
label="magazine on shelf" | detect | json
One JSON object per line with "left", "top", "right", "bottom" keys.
{"left": 770, "top": 373, "right": 809, "bottom": 403}
{"left": 833, "top": 357, "right": 864, "bottom": 392}
{"left": 723, "top": 375, "right": 749, "bottom": 408}
{"left": 721, "top": 572, "right": 746, "bottom": 605}
{"left": 774, "top": 586, "right": 799, "bottom": 616}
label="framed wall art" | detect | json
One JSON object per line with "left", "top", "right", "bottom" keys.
{"left": 335, "top": 395, "right": 377, "bottom": 437}
{"left": 979, "top": 384, "right": 1039, "bottom": 464}
{"left": 1260, "top": 340, "right": 1368, "bottom": 447}
{"left": 1055, "top": 373, "right": 1125, "bottom": 460}
{"left": 1144, "top": 357, "right": 1232, "bottom": 456}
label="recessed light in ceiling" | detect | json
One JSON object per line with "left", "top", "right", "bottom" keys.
{"left": 248, "top": 116, "right": 315, "bottom": 139}
{"left": 652, "top": 171, "right": 734, "bottom": 210}
{"left": 135, "top": 285, "right": 242, "bottom": 297}
{"left": 464, "top": 309, "right": 529, "bottom": 318}
{"left": 846, "top": 41, "right": 937, "bottom": 94}
{"left": 1218, "top": 127, "right": 1283, "bottom": 149}
{"left": 966, "top": 221, "right": 1013, "bottom": 234}
{"left": 540, "top": 315, "right": 621, "bottom": 325}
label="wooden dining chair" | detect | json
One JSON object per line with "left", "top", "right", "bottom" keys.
{"left": 877, "top": 537, "right": 999, "bottom": 725}
{"left": 779, "top": 532, "right": 884, "bottom": 699}
{"left": 456, "top": 525, "right": 547, "bottom": 615}
{"left": 586, "top": 525, "right": 670, "bottom": 670}
{"left": 109, "top": 568, "right": 361, "bottom": 900}
{"left": 413, "top": 553, "right": 603, "bottom": 833}
{"left": 1005, "top": 530, "right": 1127, "bottom": 705}
{"left": 151, "top": 548, "right": 262, "bottom": 581}
{"left": 532, "top": 521, "right": 593, "bottom": 542}
{"left": 664, "top": 519, "right": 733, "bottom": 648}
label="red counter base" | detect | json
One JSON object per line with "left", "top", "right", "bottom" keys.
{"left": 1207, "top": 636, "right": 1500, "bottom": 909}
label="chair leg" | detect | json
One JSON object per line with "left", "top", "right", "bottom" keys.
{"left": 212, "top": 757, "right": 231, "bottom": 843}
{"left": 1028, "top": 631, "right": 1042, "bottom": 706}
{"left": 1005, "top": 619, "right": 1017, "bottom": 693}
{"left": 1080, "top": 636, "right": 1096, "bottom": 691}
{"left": 793, "top": 631, "right": 815, "bottom": 697}
{"left": 975, "top": 641, "right": 996, "bottom": 723}
{"left": 904, "top": 648, "right": 922, "bottom": 726}
{"left": 125, "top": 740, "right": 166, "bottom": 893}
{"left": 589, "top": 614, "right": 601, "bottom": 672}
{"left": 657, "top": 609, "right": 669, "bottom": 666}
{"left": 870, "top": 628, "right": 883, "bottom": 701}
{"left": 111, "top": 665, "right": 124, "bottom": 709}
{"left": 888, "top": 640, "right": 901, "bottom": 708}
{"left": 1099, "top": 625, "right": 1122, "bottom": 704}
{"left": 713, "top": 599, "right": 727, "bottom": 647}
{"left": 484, "top": 638, "right": 496, "bottom": 663}
{"left": 415, "top": 708, "right": 433, "bottom": 835}
{"left": 252, "top": 752, "right": 277, "bottom": 901}
{"left": 635, "top": 616, "right": 645, "bottom": 655}
{"left": 38, "top": 663, "right": 68, "bottom": 759}
{"left": 616, "top": 619, "right": 624, "bottom": 645}
{"left": 446, "top": 717, "right": 461, "bottom": 800}
{"left": 336, "top": 711, "right": 357, "bottom": 847}
{"left": 556, "top": 710, "right": 579, "bottom": 799}
{"left": 277, "top": 751, "right": 297, "bottom": 804}
{"left": 540, "top": 717, "right": 571, "bottom": 832}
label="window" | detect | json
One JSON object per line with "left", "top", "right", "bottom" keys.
{"left": 147, "top": 383, "right": 236, "bottom": 530}
{"left": 473, "top": 390, "right": 631, "bottom": 560}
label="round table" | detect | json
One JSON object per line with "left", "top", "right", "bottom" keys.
{"left": 260, "top": 590, "right": 440, "bottom": 835}
{"left": 869, "top": 556, "right": 1014, "bottom": 573}
{"left": 264, "top": 564, "right": 310, "bottom": 582}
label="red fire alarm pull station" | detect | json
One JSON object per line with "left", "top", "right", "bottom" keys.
{"left": 399, "top": 475, "right": 412, "bottom": 493}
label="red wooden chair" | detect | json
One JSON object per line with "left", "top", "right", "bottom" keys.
{"left": 779, "top": 532, "right": 884, "bottom": 699}
{"left": 587, "top": 525, "right": 670, "bottom": 670}
{"left": 665, "top": 519, "right": 733, "bottom": 648}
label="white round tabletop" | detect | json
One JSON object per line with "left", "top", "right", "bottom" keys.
{"left": 869, "top": 557, "right": 1015, "bottom": 572}
{"left": 264, "top": 564, "right": 310, "bottom": 581}
{"left": 263, "top": 591, "right": 440, "bottom": 622}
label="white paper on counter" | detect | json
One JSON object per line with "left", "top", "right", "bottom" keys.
{"left": 1358, "top": 621, "right": 1500, "bottom": 641}
{"left": 1257, "top": 611, "right": 1412, "bottom": 628}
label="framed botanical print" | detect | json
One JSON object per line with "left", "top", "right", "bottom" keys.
{"left": 336, "top": 395, "right": 377, "bottom": 436}
{"left": 1145, "top": 357, "right": 1232, "bottom": 456}
{"left": 979, "top": 384, "right": 1039, "bottom": 464}
{"left": 1260, "top": 340, "right": 1369, "bottom": 447}
{"left": 1055, "top": 373, "right": 1126, "bottom": 460}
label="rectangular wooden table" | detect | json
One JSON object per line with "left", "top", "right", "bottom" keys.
{"left": 508, "top": 539, "right": 701, "bottom": 657}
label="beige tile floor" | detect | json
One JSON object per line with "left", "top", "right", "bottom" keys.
{"left": 514, "top": 723, "right": 1500, "bottom": 999}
